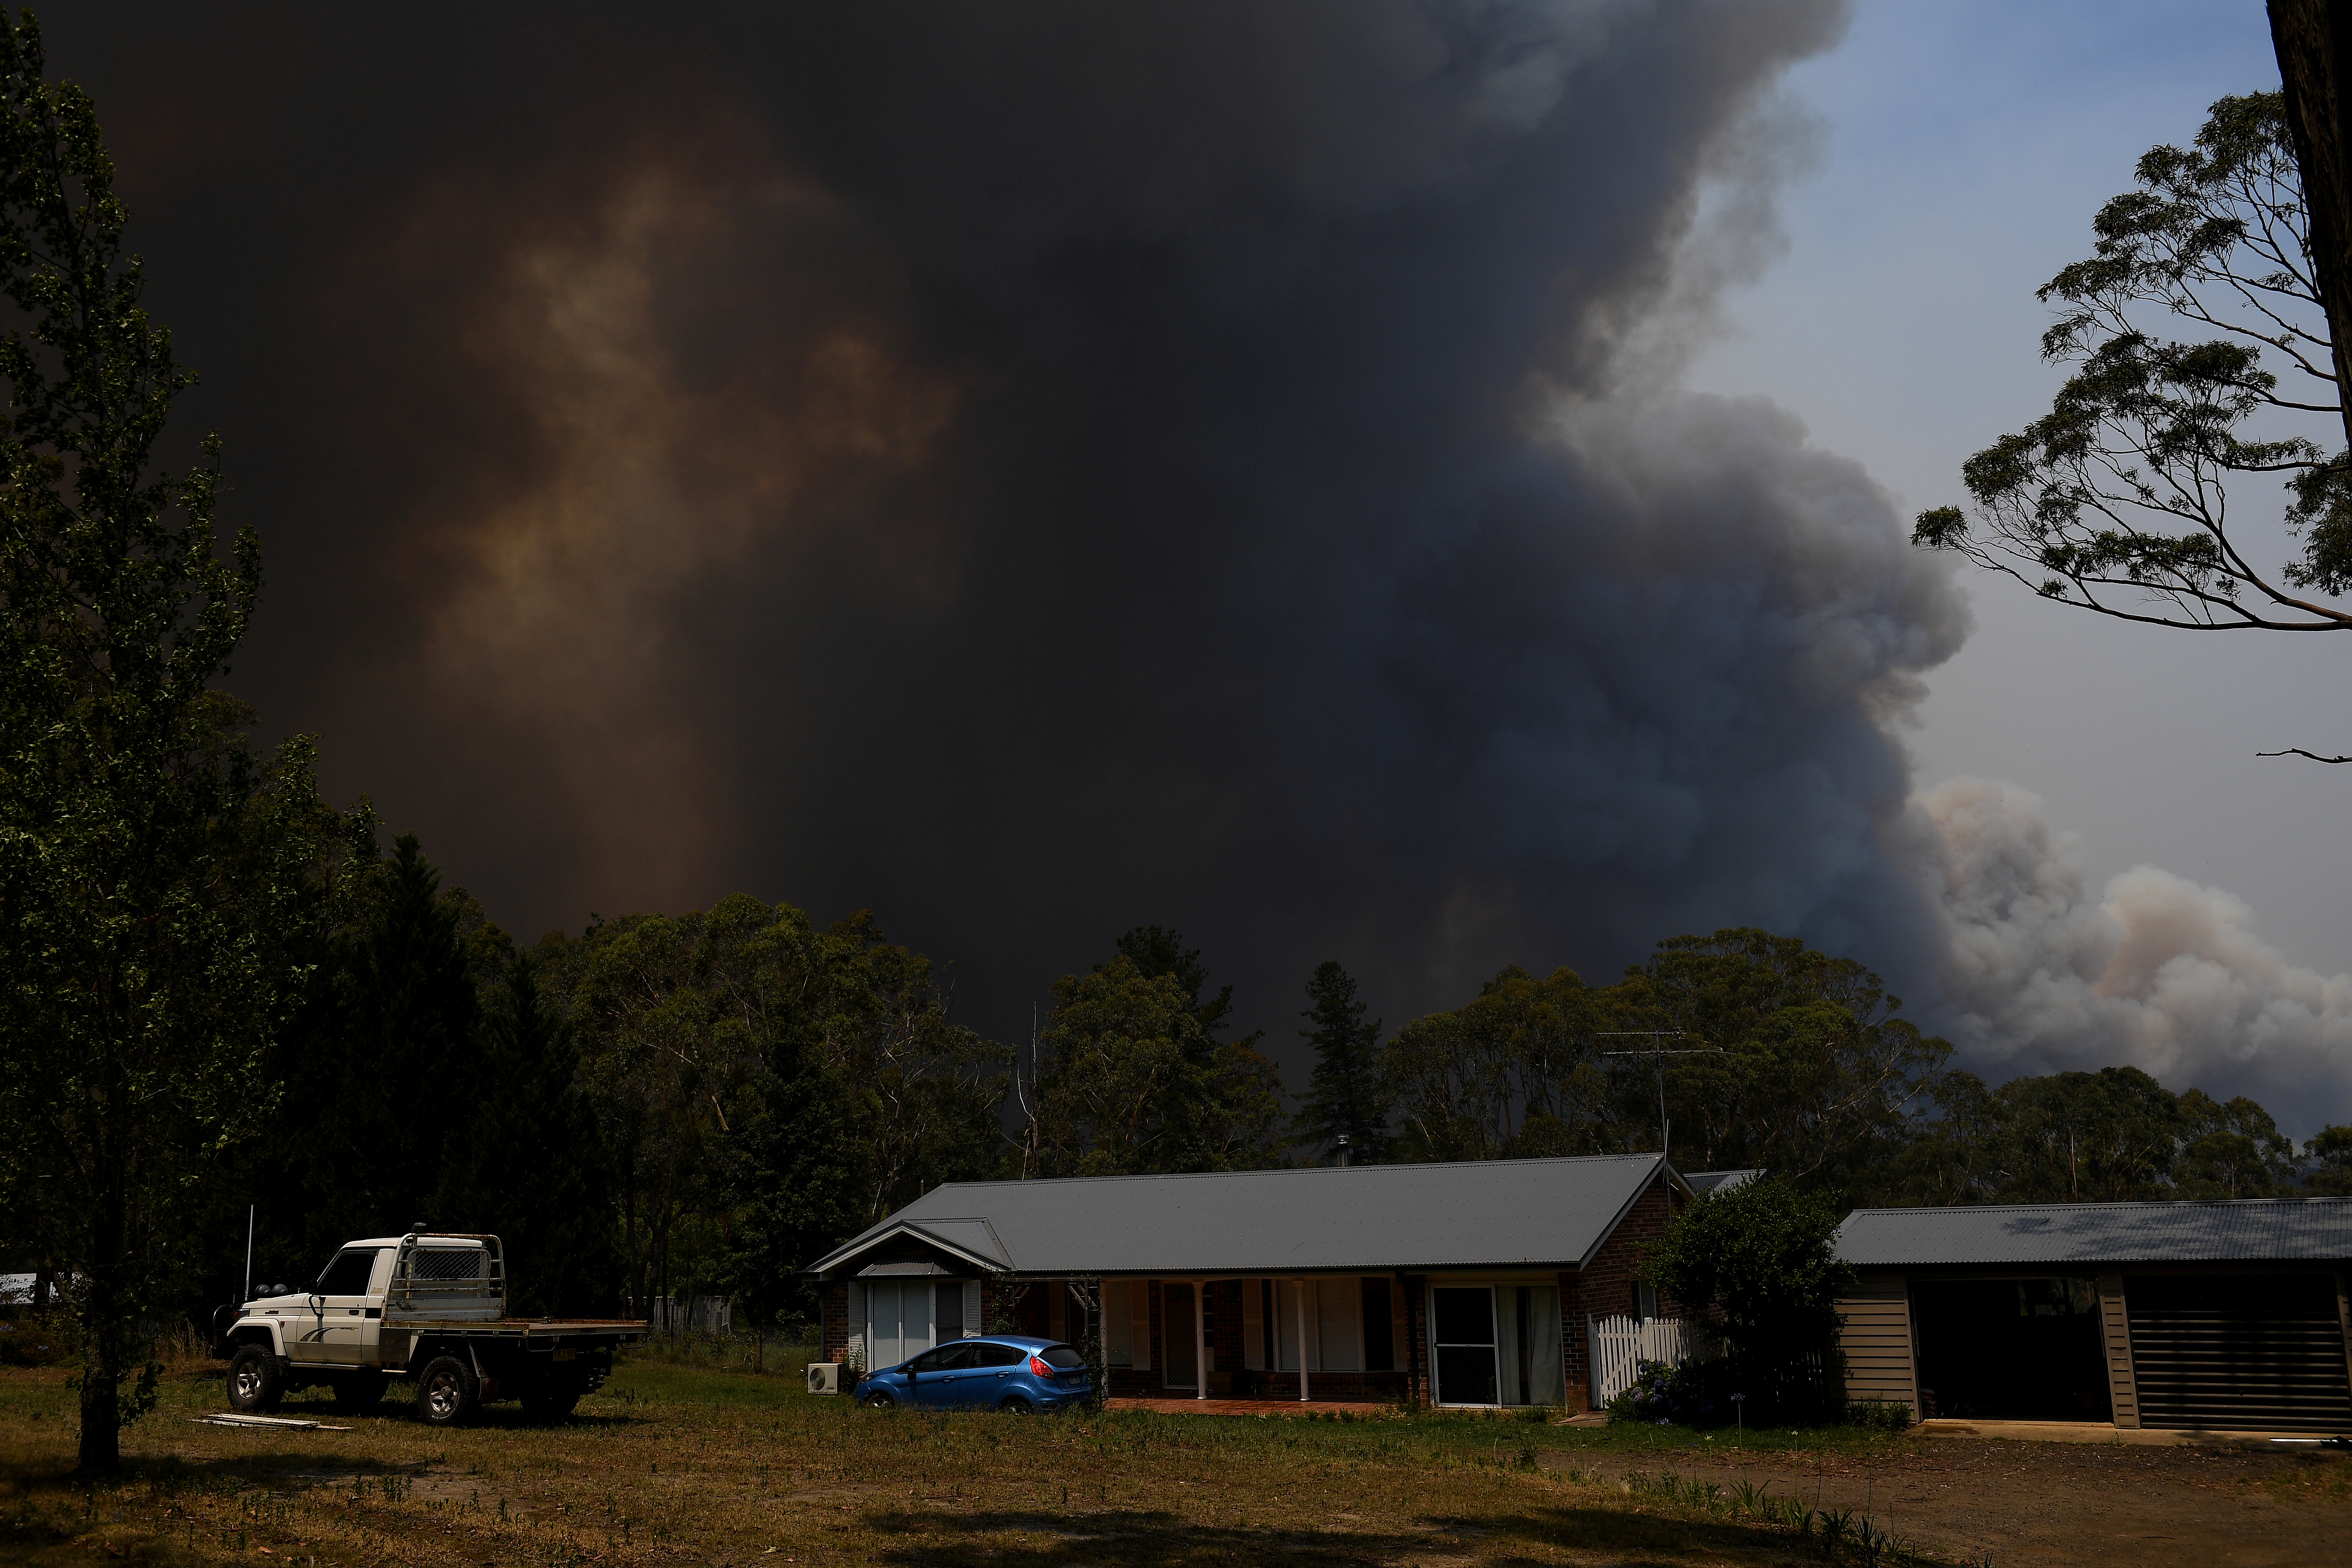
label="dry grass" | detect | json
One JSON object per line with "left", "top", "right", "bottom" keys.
{"left": 0, "top": 1358, "right": 1893, "bottom": 1567}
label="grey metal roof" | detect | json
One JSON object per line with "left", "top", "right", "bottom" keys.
{"left": 807, "top": 1154, "right": 1674, "bottom": 1278}
{"left": 1685, "top": 1169, "right": 1760, "bottom": 1196}
{"left": 1837, "top": 1198, "right": 2352, "bottom": 1266}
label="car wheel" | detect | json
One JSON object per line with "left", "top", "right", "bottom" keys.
{"left": 999, "top": 1395, "right": 1034, "bottom": 1414}
{"left": 333, "top": 1371, "right": 389, "bottom": 1410}
{"left": 226, "top": 1345, "right": 283, "bottom": 1413}
{"left": 861, "top": 1388, "right": 897, "bottom": 1410}
{"left": 417, "top": 1355, "right": 480, "bottom": 1427}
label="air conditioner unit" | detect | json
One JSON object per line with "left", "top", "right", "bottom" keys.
{"left": 806, "top": 1362, "right": 841, "bottom": 1396}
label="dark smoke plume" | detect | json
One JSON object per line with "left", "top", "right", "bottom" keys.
{"left": 56, "top": 0, "right": 1995, "bottom": 1073}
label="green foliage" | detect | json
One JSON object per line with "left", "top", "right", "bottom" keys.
{"left": 2307, "top": 1123, "right": 2352, "bottom": 1195}
{"left": 1029, "top": 937, "right": 1286, "bottom": 1176}
{"left": 1639, "top": 1178, "right": 1849, "bottom": 1416}
{"left": 267, "top": 834, "right": 483, "bottom": 1259}
{"left": 1914, "top": 91, "right": 2352, "bottom": 630}
{"left": 1378, "top": 931, "right": 1948, "bottom": 1200}
{"left": 433, "top": 949, "right": 621, "bottom": 1316}
{"left": 1383, "top": 964, "right": 1612, "bottom": 1162}
{"left": 539, "top": 897, "right": 1004, "bottom": 1324}
{"left": 2172, "top": 1089, "right": 2299, "bottom": 1197}
{"left": 1997, "top": 1066, "right": 2184, "bottom": 1200}
{"left": 1290, "top": 961, "right": 1390, "bottom": 1162}
{"left": 1629, "top": 931, "right": 1951, "bottom": 1185}
{"left": 0, "top": 8, "right": 348, "bottom": 1473}
{"left": 1842, "top": 1399, "right": 1913, "bottom": 1432}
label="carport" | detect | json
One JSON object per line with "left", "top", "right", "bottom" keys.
{"left": 1835, "top": 1198, "right": 2352, "bottom": 1432}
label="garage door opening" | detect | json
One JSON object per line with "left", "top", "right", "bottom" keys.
{"left": 1910, "top": 1277, "right": 2111, "bottom": 1422}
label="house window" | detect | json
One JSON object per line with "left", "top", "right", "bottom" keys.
{"left": 1277, "top": 1279, "right": 1364, "bottom": 1372}
{"left": 1431, "top": 1287, "right": 1497, "bottom": 1405}
{"left": 1635, "top": 1282, "right": 1659, "bottom": 1321}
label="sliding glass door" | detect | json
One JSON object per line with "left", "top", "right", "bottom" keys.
{"left": 1431, "top": 1287, "right": 1497, "bottom": 1406}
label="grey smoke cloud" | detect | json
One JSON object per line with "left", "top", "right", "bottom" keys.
{"left": 80, "top": 0, "right": 2339, "bottom": 1115}
{"left": 1918, "top": 778, "right": 2352, "bottom": 1121}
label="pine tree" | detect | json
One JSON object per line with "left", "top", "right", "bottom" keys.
{"left": 1291, "top": 962, "right": 1389, "bottom": 1163}
{"left": 434, "top": 951, "right": 621, "bottom": 1316}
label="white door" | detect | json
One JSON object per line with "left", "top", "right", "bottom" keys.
{"left": 866, "top": 1281, "right": 935, "bottom": 1370}
{"left": 295, "top": 1247, "right": 384, "bottom": 1364}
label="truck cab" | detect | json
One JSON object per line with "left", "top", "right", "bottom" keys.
{"left": 215, "top": 1232, "right": 642, "bottom": 1425}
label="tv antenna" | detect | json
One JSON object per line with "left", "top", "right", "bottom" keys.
{"left": 1598, "top": 1030, "right": 1723, "bottom": 1169}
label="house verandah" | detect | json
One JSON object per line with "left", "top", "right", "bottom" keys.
{"left": 804, "top": 1154, "right": 1708, "bottom": 1411}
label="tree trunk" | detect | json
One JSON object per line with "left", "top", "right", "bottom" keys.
{"left": 73, "top": 1165, "right": 126, "bottom": 1477}
{"left": 2271, "top": 0, "right": 2352, "bottom": 452}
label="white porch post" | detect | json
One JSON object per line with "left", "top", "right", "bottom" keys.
{"left": 1295, "top": 1279, "right": 1310, "bottom": 1402}
{"left": 1194, "top": 1281, "right": 1208, "bottom": 1400}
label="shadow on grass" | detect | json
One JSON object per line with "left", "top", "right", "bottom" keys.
{"left": 858, "top": 1500, "right": 1804, "bottom": 1566}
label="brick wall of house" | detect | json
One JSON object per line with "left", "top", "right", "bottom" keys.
{"left": 822, "top": 1280, "right": 848, "bottom": 1363}
{"left": 1399, "top": 1272, "right": 1429, "bottom": 1405}
{"left": 1558, "top": 1173, "right": 1685, "bottom": 1412}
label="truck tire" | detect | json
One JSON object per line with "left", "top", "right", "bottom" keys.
{"left": 334, "top": 1370, "right": 389, "bottom": 1410}
{"left": 227, "top": 1345, "right": 284, "bottom": 1413}
{"left": 521, "top": 1377, "right": 582, "bottom": 1422}
{"left": 417, "top": 1355, "right": 479, "bottom": 1426}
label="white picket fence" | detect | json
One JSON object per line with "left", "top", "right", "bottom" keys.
{"left": 648, "top": 1295, "right": 732, "bottom": 1335}
{"left": 1587, "top": 1314, "right": 1693, "bottom": 1407}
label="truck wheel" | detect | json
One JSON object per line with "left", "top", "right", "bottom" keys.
{"left": 334, "top": 1371, "right": 389, "bottom": 1410}
{"left": 416, "top": 1356, "right": 479, "bottom": 1426}
{"left": 227, "top": 1345, "right": 283, "bottom": 1413}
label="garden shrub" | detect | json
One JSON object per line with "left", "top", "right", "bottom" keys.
{"left": 1603, "top": 1357, "right": 1739, "bottom": 1425}
{"left": 1843, "top": 1399, "right": 1914, "bottom": 1431}
{"left": 1639, "top": 1177, "right": 1850, "bottom": 1421}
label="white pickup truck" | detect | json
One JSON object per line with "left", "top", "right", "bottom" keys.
{"left": 211, "top": 1232, "right": 645, "bottom": 1426}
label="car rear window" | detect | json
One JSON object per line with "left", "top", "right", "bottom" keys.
{"left": 1040, "top": 1345, "right": 1085, "bottom": 1369}
{"left": 975, "top": 1343, "right": 1026, "bottom": 1367}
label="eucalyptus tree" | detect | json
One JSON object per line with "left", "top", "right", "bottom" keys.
{"left": 1914, "top": 93, "right": 2352, "bottom": 688}
{"left": 1030, "top": 940, "right": 1285, "bottom": 1178}
{"left": 0, "top": 12, "right": 346, "bottom": 1475}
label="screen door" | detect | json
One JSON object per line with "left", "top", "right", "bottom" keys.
{"left": 1431, "top": 1286, "right": 1497, "bottom": 1405}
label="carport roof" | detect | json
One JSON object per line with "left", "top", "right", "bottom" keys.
{"left": 1837, "top": 1198, "right": 2352, "bottom": 1266}
{"left": 805, "top": 1154, "right": 1680, "bottom": 1279}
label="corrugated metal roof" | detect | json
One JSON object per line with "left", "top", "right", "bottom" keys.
{"left": 1685, "top": 1169, "right": 1760, "bottom": 1196}
{"left": 1837, "top": 1199, "right": 2352, "bottom": 1266}
{"left": 807, "top": 1154, "right": 1672, "bottom": 1277}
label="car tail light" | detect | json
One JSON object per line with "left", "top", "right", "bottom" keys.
{"left": 1029, "top": 1356, "right": 1052, "bottom": 1376}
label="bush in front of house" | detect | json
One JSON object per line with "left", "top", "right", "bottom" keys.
{"left": 1842, "top": 1399, "right": 1914, "bottom": 1431}
{"left": 1603, "top": 1356, "right": 1738, "bottom": 1425}
{"left": 1639, "top": 1177, "right": 1851, "bottom": 1422}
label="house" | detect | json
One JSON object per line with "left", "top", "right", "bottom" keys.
{"left": 803, "top": 1154, "right": 1704, "bottom": 1409}
{"left": 1835, "top": 1198, "right": 2352, "bottom": 1432}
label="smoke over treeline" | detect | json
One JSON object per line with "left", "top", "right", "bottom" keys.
{"left": 44, "top": 2, "right": 2352, "bottom": 1122}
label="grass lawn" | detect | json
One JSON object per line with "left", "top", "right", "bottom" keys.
{"left": 0, "top": 1353, "right": 1934, "bottom": 1566}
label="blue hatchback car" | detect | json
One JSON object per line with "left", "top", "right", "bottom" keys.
{"left": 853, "top": 1335, "right": 1091, "bottom": 1413}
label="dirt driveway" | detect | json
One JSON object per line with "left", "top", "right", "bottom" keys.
{"left": 1542, "top": 1435, "right": 2352, "bottom": 1567}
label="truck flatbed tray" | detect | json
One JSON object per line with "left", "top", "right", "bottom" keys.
{"left": 382, "top": 1317, "right": 648, "bottom": 1336}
